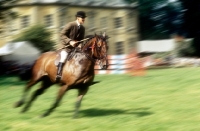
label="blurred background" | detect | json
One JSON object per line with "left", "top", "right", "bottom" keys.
{"left": 1, "top": 2, "right": 200, "bottom": 130}
{"left": 1, "top": 0, "right": 200, "bottom": 75}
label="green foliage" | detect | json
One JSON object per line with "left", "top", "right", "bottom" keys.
{"left": 14, "top": 25, "right": 55, "bottom": 52}
{"left": 179, "top": 41, "right": 195, "bottom": 57}
{"left": 152, "top": 52, "right": 169, "bottom": 59}
{"left": 138, "top": 0, "right": 184, "bottom": 40}
{"left": 178, "top": 0, "right": 200, "bottom": 56}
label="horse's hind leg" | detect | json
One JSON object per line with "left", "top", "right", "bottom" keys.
{"left": 41, "top": 85, "right": 69, "bottom": 117}
{"left": 73, "top": 86, "right": 89, "bottom": 118}
{"left": 21, "top": 76, "right": 53, "bottom": 113}
{"left": 14, "top": 79, "right": 38, "bottom": 108}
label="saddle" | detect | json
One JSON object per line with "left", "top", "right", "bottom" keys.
{"left": 54, "top": 47, "right": 81, "bottom": 66}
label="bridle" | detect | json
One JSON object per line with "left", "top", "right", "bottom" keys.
{"left": 93, "top": 38, "right": 107, "bottom": 59}
{"left": 83, "top": 36, "right": 108, "bottom": 63}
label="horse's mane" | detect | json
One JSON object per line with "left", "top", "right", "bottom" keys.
{"left": 84, "top": 35, "right": 94, "bottom": 45}
{"left": 84, "top": 33, "right": 109, "bottom": 47}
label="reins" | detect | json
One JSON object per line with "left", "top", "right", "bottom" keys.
{"left": 81, "top": 37, "right": 98, "bottom": 63}
{"left": 58, "top": 38, "right": 90, "bottom": 50}
{"left": 58, "top": 35, "right": 107, "bottom": 64}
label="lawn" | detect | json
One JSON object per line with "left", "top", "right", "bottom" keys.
{"left": 0, "top": 67, "right": 200, "bottom": 131}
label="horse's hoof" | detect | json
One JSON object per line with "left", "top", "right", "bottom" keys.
{"left": 40, "top": 113, "right": 49, "bottom": 118}
{"left": 73, "top": 115, "right": 79, "bottom": 119}
{"left": 39, "top": 115, "right": 45, "bottom": 118}
{"left": 14, "top": 101, "right": 24, "bottom": 108}
{"left": 20, "top": 109, "right": 27, "bottom": 113}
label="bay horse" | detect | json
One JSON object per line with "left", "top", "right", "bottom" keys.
{"left": 14, "top": 33, "right": 109, "bottom": 118}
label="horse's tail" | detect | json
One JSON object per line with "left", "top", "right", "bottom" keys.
{"left": 18, "top": 61, "right": 35, "bottom": 81}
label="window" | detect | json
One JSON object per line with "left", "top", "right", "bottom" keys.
{"left": 116, "top": 42, "right": 124, "bottom": 54}
{"left": 21, "top": 15, "right": 30, "bottom": 28}
{"left": 100, "top": 17, "right": 107, "bottom": 29}
{"left": 127, "top": 12, "right": 135, "bottom": 28}
{"left": 10, "top": 20, "right": 17, "bottom": 31}
{"left": 88, "top": 11, "right": 95, "bottom": 30}
{"left": 58, "top": 7, "right": 66, "bottom": 28}
{"left": 0, "top": 28, "right": 3, "bottom": 36}
{"left": 44, "top": 14, "right": 53, "bottom": 27}
{"left": 114, "top": 17, "right": 122, "bottom": 28}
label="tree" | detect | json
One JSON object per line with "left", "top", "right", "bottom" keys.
{"left": 0, "top": 0, "right": 17, "bottom": 20}
{"left": 138, "top": 0, "right": 184, "bottom": 40}
{"left": 179, "top": 0, "right": 200, "bottom": 56}
{"left": 13, "top": 25, "right": 55, "bottom": 52}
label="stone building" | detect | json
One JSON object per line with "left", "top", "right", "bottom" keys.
{"left": 0, "top": 0, "right": 139, "bottom": 55}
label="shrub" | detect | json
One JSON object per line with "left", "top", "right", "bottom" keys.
{"left": 14, "top": 25, "right": 55, "bottom": 52}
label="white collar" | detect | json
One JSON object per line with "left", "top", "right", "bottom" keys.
{"left": 76, "top": 20, "right": 80, "bottom": 27}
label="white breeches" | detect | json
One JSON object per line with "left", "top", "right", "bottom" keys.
{"left": 60, "top": 50, "right": 67, "bottom": 63}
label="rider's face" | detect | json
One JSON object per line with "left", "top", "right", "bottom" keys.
{"left": 77, "top": 17, "right": 85, "bottom": 24}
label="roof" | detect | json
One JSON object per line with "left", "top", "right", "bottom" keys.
{"left": 29, "top": 0, "right": 137, "bottom": 7}
{"left": 0, "top": 41, "right": 40, "bottom": 56}
{"left": 137, "top": 39, "right": 175, "bottom": 53}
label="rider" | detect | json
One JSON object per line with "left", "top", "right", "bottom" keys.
{"left": 56, "top": 11, "right": 87, "bottom": 82}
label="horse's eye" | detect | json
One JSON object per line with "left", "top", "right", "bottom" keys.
{"left": 98, "top": 47, "right": 101, "bottom": 50}
{"left": 97, "top": 43, "right": 101, "bottom": 47}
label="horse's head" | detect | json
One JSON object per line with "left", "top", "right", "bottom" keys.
{"left": 83, "top": 32, "right": 109, "bottom": 69}
{"left": 98, "top": 57, "right": 109, "bottom": 70}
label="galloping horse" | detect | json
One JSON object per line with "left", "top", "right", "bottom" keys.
{"left": 14, "top": 33, "right": 109, "bottom": 118}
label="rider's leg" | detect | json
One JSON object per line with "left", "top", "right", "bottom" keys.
{"left": 56, "top": 50, "right": 67, "bottom": 82}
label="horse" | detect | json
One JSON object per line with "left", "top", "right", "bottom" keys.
{"left": 14, "top": 33, "right": 109, "bottom": 118}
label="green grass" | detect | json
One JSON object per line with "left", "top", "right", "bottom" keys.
{"left": 1, "top": 67, "right": 200, "bottom": 131}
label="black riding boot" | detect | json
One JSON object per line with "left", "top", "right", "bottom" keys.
{"left": 55, "top": 62, "right": 64, "bottom": 82}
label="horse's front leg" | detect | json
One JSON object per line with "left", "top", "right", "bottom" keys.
{"left": 41, "top": 85, "right": 69, "bottom": 117}
{"left": 73, "top": 86, "right": 89, "bottom": 118}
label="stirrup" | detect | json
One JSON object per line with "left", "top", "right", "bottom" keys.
{"left": 55, "top": 75, "right": 62, "bottom": 82}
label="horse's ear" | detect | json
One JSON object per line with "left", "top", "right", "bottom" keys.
{"left": 102, "top": 32, "right": 106, "bottom": 38}
{"left": 102, "top": 32, "right": 110, "bottom": 40}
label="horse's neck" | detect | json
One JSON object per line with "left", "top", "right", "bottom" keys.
{"left": 82, "top": 46, "right": 92, "bottom": 57}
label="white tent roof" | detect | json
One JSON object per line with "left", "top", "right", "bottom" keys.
{"left": 0, "top": 41, "right": 41, "bottom": 64}
{"left": 0, "top": 41, "right": 40, "bottom": 56}
{"left": 137, "top": 39, "right": 175, "bottom": 53}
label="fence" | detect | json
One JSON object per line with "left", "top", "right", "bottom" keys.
{"left": 94, "top": 52, "right": 147, "bottom": 75}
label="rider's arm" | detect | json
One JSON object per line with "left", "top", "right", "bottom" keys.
{"left": 60, "top": 22, "right": 73, "bottom": 45}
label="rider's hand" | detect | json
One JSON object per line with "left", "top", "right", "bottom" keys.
{"left": 69, "top": 41, "right": 76, "bottom": 47}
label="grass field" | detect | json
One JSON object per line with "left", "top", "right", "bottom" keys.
{"left": 1, "top": 67, "right": 200, "bottom": 131}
